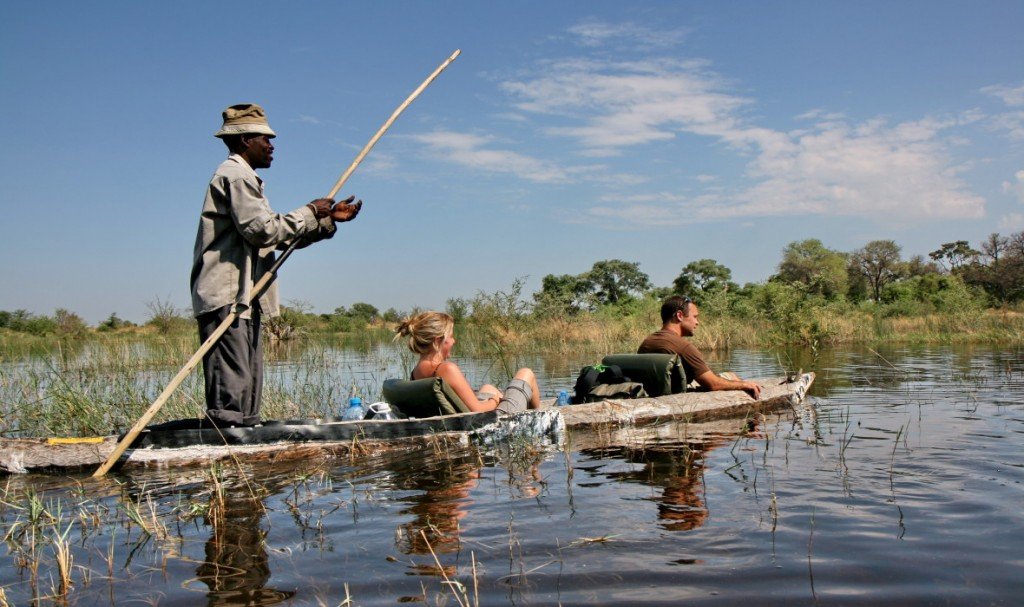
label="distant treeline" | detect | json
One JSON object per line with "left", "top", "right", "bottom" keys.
{"left": 3, "top": 232, "right": 1023, "bottom": 345}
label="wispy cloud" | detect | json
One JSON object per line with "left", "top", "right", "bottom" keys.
{"left": 412, "top": 20, "right": 989, "bottom": 225}
{"left": 499, "top": 29, "right": 986, "bottom": 223}
{"left": 982, "top": 81, "right": 1024, "bottom": 140}
{"left": 999, "top": 213, "right": 1024, "bottom": 231}
{"left": 988, "top": 111, "right": 1024, "bottom": 141}
{"left": 408, "top": 131, "right": 571, "bottom": 183}
{"left": 982, "top": 82, "right": 1024, "bottom": 107}
{"left": 1004, "top": 170, "right": 1024, "bottom": 204}
{"left": 408, "top": 130, "right": 648, "bottom": 187}
{"left": 501, "top": 57, "right": 745, "bottom": 157}
{"left": 596, "top": 114, "right": 986, "bottom": 224}
{"left": 724, "top": 116, "right": 985, "bottom": 221}
{"left": 566, "top": 20, "right": 689, "bottom": 50}
{"left": 362, "top": 152, "right": 397, "bottom": 175}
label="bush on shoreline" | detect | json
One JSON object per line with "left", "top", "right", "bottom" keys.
{"left": 5, "top": 231, "right": 1023, "bottom": 345}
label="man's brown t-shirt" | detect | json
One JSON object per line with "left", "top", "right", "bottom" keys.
{"left": 637, "top": 329, "right": 711, "bottom": 382}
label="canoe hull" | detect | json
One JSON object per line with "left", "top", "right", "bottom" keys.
{"left": 0, "top": 373, "right": 813, "bottom": 474}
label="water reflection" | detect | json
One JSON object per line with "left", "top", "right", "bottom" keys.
{"left": 195, "top": 487, "right": 295, "bottom": 606}
{"left": 588, "top": 442, "right": 711, "bottom": 532}
{"left": 3, "top": 345, "right": 1022, "bottom": 606}
{"left": 113, "top": 467, "right": 300, "bottom": 606}
{"left": 395, "top": 452, "right": 480, "bottom": 557}
{"left": 571, "top": 416, "right": 771, "bottom": 533}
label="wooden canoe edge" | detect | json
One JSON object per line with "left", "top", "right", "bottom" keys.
{"left": 0, "top": 374, "right": 814, "bottom": 474}
{"left": 556, "top": 372, "right": 815, "bottom": 430}
{"left": 0, "top": 431, "right": 477, "bottom": 474}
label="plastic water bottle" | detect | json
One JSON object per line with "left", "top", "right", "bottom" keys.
{"left": 556, "top": 390, "right": 570, "bottom": 406}
{"left": 342, "top": 396, "right": 365, "bottom": 421}
{"left": 367, "top": 402, "right": 396, "bottom": 420}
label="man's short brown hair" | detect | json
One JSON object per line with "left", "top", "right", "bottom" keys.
{"left": 660, "top": 295, "right": 692, "bottom": 323}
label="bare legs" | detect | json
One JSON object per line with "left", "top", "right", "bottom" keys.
{"left": 513, "top": 367, "right": 542, "bottom": 409}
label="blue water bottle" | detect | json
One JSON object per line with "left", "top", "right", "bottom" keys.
{"left": 342, "top": 396, "right": 365, "bottom": 421}
{"left": 556, "top": 390, "right": 570, "bottom": 406}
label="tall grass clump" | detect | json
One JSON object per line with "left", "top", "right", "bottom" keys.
{"left": 3, "top": 276, "right": 1024, "bottom": 437}
{"left": 0, "top": 338, "right": 210, "bottom": 437}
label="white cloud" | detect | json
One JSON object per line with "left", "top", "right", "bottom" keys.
{"left": 408, "top": 131, "right": 570, "bottom": 183}
{"left": 492, "top": 112, "right": 529, "bottom": 123}
{"left": 982, "top": 82, "right": 1024, "bottom": 107}
{"left": 408, "top": 131, "right": 649, "bottom": 186}
{"left": 587, "top": 191, "right": 730, "bottom": 227}
{"left": 297, "top": 114, "right": 321, "bottom": 125}
{"left": 982, "top": 82, "right": 1024, "bottom": 140}
{"left": 501, "top": 57, "right": 746, "bottom": 157}
{"left": 796, "top": 109, "right": 847, "bottom": 122}
{"left": 1003, "top": 170, "right": 1024, "bottom": 204}
{"left": 722, "top": 116, "right": 986, "bottom": 221}
{"left": 998, "top": 213, "right": 1024, "bottom": 231}
{"left": 500, "top": 46, "right": 984, "bottom": 223}
{"left": 411, "top": 21, "right": 989, "bottom": 225}
{"left": 566, "top": 20, "right": 688, "bottom": 50}
{"left": 989, "top": 110, "right": 1024, "bottom": 141}
{"left": 362, "top": 152, "right": 397, "bottom": 175}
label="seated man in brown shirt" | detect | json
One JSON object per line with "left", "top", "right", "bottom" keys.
{"left": 638, "top": 295, "right": 761, "bottom": 399}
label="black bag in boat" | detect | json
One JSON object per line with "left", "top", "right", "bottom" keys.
{"left": 572, "top": 364, "right": 647, "bottom": 403}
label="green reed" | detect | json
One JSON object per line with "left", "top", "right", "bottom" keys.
{"left": 3, "top": 304, "right": 1023, "bottom": 438}
{"left": 0, "top": 332, "right": 416, "bottom": 437}
{"left": 0, "top": 463, "right": 245, "bottom": 603}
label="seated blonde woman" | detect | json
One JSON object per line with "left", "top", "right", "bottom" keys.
{"left": 396, "top": 311, "right": 541, "bottom": 414}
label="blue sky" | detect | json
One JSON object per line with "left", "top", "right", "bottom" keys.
{"left": 2, "top": 1, "right": 1022, "bottom": 323}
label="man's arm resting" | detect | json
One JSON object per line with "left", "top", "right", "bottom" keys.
{"left": 281, "top": 196, "right": 362, "bottom": 250}
{"left": 694, "top": 371, "right": 761, "bottom": 399}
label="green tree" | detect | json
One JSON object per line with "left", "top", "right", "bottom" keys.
{"left": 850, "top": 240, "right": 903, "bottom": 302}
{"left": 445, "top": 297, "right": 470, "bottom": 322}
{"left": 98, "top": 313, "right": 132, "bottom": 331}
{"left": 2, "top": 309, "right": 57, "bottom": 336}
{"left": 54, "top": 308, "right": 88, "bottom": 337}
{"left": 146, "top": 296, "right": 189, "bottom": 334}
{"left": 348, "top": 302, "right": 379, "bottom": 323}
{"left": 533, "top": 273, "right": 591, "bottom": 315}
{"left": 1006, "top": 231, "right": 1024, "bottom": 302}
{"left": 583, "top": 259, "right": 652, "bottom": 305}
{"left": 266, "top": 300, "right": 317, "bottom": 340}
{"left": 928, "top": 240, "right": 979, "bottom": 272}
{"left": 904, "top": 254, "right": 941, "bottom": 278}
{"left": 776, "top": 239, "right": 849, "bottom": 300}
{"left": 672, "top": 259, "right": 735, "bottom": 295}
{"left": 963, "top": 232, "right": 1024, "bottom": 303}
{"left": 881, "top": 273, "right": 983, "bottom": 314}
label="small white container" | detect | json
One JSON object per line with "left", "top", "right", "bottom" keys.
{"left": 367, "top": 402, "right": 396, "bottom": 420}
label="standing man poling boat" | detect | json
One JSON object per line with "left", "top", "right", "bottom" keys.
{"left": 191, "top": 103, "right": 363, "bottom": 427}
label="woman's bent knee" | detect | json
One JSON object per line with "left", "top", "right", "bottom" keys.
{"left": 514, "top": 368, "right": 535, "bottom": 382}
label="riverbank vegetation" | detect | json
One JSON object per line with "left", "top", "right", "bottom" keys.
{"left": 2, "top": 232, "right": 1022, "bottom": 438}
{"left": 3, "top": 232, "right": 1023, "bottom": 349}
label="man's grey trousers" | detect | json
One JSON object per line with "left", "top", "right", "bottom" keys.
{"left": 197, "top": 305, "right": 263, "bottom": 426}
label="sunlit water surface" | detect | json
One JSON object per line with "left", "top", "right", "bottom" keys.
{"left": 1, "top": 344, "right": 1022, "bottom": 606}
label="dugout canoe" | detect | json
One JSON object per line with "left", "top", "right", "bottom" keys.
{"left": 0, "top": 373, "right": 814, "bottom": 474}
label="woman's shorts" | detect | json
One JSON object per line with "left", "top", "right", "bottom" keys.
{"left": 496, "top": 378, "right": 532, "bottom": 415}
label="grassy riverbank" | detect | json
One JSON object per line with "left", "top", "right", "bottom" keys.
{"left": 452, "top": 297, "right": 1024, "bottom": 355}
{"left": 2, "top": 299, "right": 1022, "bottom": 438}
{"left": 0, "top": 332, "right": 403, "bottom": 438}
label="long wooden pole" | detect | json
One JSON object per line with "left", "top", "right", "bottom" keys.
{"left": 93, "top": 49, "right": 461, "bottom": 477}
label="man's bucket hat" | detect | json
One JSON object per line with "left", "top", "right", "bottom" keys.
{"left": 214, "top": 103, "right": 277, "bottom": 138}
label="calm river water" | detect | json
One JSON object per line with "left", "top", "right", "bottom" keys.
{"left": 1, "top": 344, "right": 1022, "bottom": 606}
